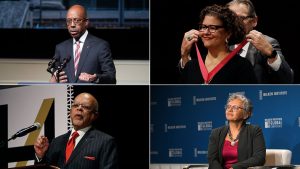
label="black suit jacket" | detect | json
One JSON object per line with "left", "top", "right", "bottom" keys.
{"left": 208, "top": 124, "right": 266, "bottom": 169}
{"left": 54, "top": 33, "right": 116, "bottom": 84}
{"left": 40, "top": 128, "right": 118, "bottom": 169}
{"left": 234, "top": 35, "right": 293, "bottom": 84}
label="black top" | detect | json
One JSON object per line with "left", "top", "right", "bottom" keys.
{"left": 181, "top": 54, "right": 257, "bottom": 84}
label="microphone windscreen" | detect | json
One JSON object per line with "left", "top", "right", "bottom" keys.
{"left": 34, "top": 122, "right": 41, "bottom": 129}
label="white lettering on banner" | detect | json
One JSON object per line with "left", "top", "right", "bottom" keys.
{"left": 167, "top": 97, "right": 181, "bottom": 107}
{"left": 265, "top": 118, "right": 283, "bottom": 128}
{"left": 194, "top": 148, "right": 208, "bottom": 157}
{"left": 164, "top": 123, "right": 187, "bottom": 132}
{"left": 259, "top": 90, "right": 288, "bottom": 100}
{"left": 197, "top": 121, "right": 212, "bottom": 131}
{"left": 262, "top": 91, "right": 288, "bottom": 97}
{"left": 193, "top": 96, "right": 216, "bottom": 105}
{"left": 169, "top": 148, "right": 183, "bottom": 157}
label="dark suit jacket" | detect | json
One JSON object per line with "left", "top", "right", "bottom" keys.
{"left": 234, "top": 35, "right": 293, "bottom": 84}
{"left": 40, "top": 128, "right": 118, "bottom": 169}
{"left": 55, "top": 33, "right": 116, "bottom": 84}
{"left": 208, "top": 124, "right": 266, "bottom": 169}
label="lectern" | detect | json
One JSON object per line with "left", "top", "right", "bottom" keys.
{"left": 8, "top": 164, "right": 59, "bottom": 169}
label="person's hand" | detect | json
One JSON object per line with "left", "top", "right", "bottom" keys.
{"left": 181, "top": 29, "right": 200, "bottom": 67}
{"left": 34, "top": 136, "right": 49, "bottom": 159}
{"left": 49, "top": 71, "right": 68, "bottom": 83}
{"left": 79, "top": 73, "right": 97, "bottom": 82}
{"left": 246, "top": 30, "right": 273, "bottom": 57}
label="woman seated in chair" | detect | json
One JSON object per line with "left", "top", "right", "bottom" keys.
{"left": 207, "top": 93, "right": 266, "bottom": 169}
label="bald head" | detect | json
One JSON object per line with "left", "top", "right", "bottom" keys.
{"left": 75, "top": 92, "right": 99, "bottom": 113}
{"left": 67, "top": 5, "right": 87, "bottom": 19}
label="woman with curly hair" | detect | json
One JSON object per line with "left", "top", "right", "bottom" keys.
{"left": 180, "top": 4, "right": 257, "bottom": 84}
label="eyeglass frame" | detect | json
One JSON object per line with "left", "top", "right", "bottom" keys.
{"left": 66, "top": 18, "right": 87, "bottom": 25}
{"left": 71, "top": 103, "right": 93, "bottom": 111}
{"left": 238, "top": 15, "right": 254, "bottom": 21}
{"left": 198, "top": 24, "right": 224, "bottom": 33}
{"left": 224, "top": 104, "right": 245, "bottom": 112}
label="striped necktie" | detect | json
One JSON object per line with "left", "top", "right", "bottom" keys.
{"left": 74, "top": 41, "right": 81, "bottom": 76}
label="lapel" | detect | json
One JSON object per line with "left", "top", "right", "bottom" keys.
{"left": 245, "top": 44, "right": 256, "bottom": 66}
{"left": 74, "top": 35, "right": 92, "bottom": 81}
{"left": 61, "top": 131, "right": 71, "bottom": 165}
{"left": 65, "top": 39, "right": 76, "bottom": 82}
{"left": 237, "top": 124, "right": 247, "bottom": 161}
{"left": 65, "top": 128, "right": 95, "bottom": 165}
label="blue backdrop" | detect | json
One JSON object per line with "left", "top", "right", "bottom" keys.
{"left": 151, "top": 85, "right": 300, "bottom": 164}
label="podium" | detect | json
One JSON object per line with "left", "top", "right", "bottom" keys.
{"left": 8, "top": 164, "right": 59, "bottom": 169}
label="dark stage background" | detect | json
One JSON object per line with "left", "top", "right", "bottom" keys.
{"left": 0, "top": 28, "right": 149, "bottom": 60}
{"left": 151, "top": 0, "right": 300, "bottom": 83}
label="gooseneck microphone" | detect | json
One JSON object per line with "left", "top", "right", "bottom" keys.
{"left": 8, "top": 122, "right": 41, "bottom": 141}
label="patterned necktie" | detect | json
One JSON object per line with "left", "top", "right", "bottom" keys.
{"left": 65, "top": 131, "right": 79, "bottom": 162}
{"left": 74, "top": 41, "right": 81, "bottom": 76}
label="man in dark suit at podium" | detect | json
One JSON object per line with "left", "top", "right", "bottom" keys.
{"left": 49, "top": 4, "right": 116, "bottom": 84}
{"left": 34, "top": 93, "right": 118, "bottom": 169}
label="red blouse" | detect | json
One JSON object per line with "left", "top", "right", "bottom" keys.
{"left": 222, "top": 140, "right": 238, "bottom": 169}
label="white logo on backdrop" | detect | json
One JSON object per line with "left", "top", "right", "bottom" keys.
{"left": 164, "top": 123, "right": 187, "bottom": 132}
{"left": 193, "top": 96, "right": 216, "bottom": 105}
{"left": 194, "top": 148, "right": 208, "bottom": 157}
{"left": 197, "top": 121, "right": 212, "bottom": 131}
{"left": 265, "top": 118, "right": 283, "bottom": 128}
{"left": 167, "top": 97, "right": 181, "bottom": 107}
{"left": 168, "top": 148, "right": 183, "bottom": 157}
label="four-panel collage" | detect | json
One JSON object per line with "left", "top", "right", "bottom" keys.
{"left": 0, "top": 0, "right": 300, "bottom": 169}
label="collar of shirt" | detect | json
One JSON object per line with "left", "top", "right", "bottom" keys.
{"left": 73, "top": 30, "right": 88, "bottom": 44}
{"left": 69, "top": 125, "right": 92, "bottom": 147}
{"left": 235, "top": 42, "right": 250, "bottom": 58}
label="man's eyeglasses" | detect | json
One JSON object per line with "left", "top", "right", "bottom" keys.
{"left": 224, "top": 105, "right": 245, "bottom": 112}
{"left": 238, "top": 15, "right": 254, "bottom": 21}
{"left": 66, "top": 18, "right": 87, "bottom": 25}
{"left": 72, "top": 103, "right": 92, "bottom": 111}
{"left": 199, "top": 24, "right": 224, "bottom": 33}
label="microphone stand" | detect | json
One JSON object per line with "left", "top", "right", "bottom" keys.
{"left": 0, "top": 137, "right": 16, "bottom": 148}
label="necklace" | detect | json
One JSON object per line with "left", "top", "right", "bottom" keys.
{"left": 228, "top": 128, "right": 240, "bottom": 146}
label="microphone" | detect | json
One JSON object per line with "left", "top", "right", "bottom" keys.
{"left": 47, "top": 56, "right": 58, "bottom": 74}
{"left": 9, "top": 122, "right": 41, "bottom": 141}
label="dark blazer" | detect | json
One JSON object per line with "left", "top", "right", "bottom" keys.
{"left": 55, "top": 33, "right": 116, "bottom": 84}
{"left": 234, "top": 35, "right": 293, "bottom": 84}
{"left": 40, "top": 128, "right": 118, "bottom": 169}
{"left": 207, "top": 124, "right": 266, "bottom": 169}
